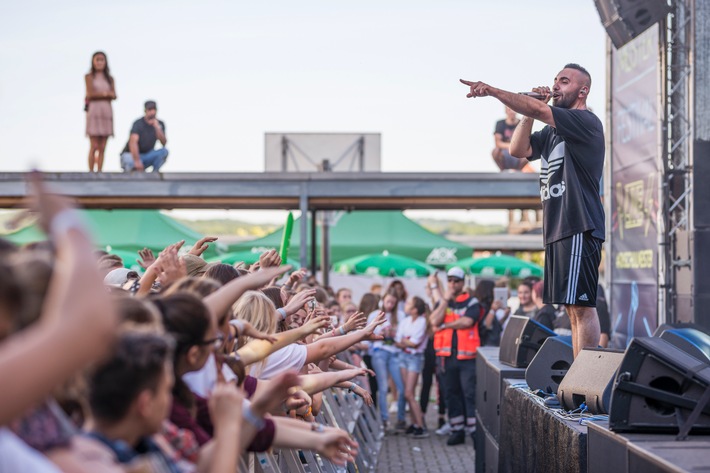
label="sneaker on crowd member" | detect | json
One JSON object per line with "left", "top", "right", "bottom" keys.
{"left": 411, "top": 427, "right": 429, "bottom": 439}
{"left": 435, "top": 422, "right": 452, "bottom": 436}
{"left": 405, "top": 425, "right": 415, "bottom": 435}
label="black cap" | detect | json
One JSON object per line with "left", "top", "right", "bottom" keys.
{"left": 144, "top": 100, "right": 157, "bottom": 110}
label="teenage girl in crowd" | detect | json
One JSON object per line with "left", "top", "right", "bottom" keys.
{"left": 395, "top": 296, "right": 430, "bottom": 438}
{"left": 367, "top": 289, "right": 406, "bottom": 430}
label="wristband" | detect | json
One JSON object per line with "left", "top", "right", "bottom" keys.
{"left": 49, "top": 209, "right": 87, "bottom": 241}
{"left": 429, "top": 284, "right": 438, "bottom": 290}
{"left": 276, "top": 308, "right": 287, "bottom": 320}
{"left": 310, "top": 423, "right": 325, "bottom": 433}
{"left": 229, "top": 319, "right": 246, "bottom": 336}
{"left": 338, "top": 326, "right": 346, "bottom": 336}
{"left": 348, "top": 382, "right": 357, "bottom": 392}
{"left": 242, "top": 402, "right": 266, "bottom": 430}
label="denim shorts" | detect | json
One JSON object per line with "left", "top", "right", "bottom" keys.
{"left": 399, "top": 351, "right": 424, "bottom": 373}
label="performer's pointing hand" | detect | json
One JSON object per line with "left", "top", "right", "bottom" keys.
{"left": 460, "top": 79, "right": 491, "bottom": 98}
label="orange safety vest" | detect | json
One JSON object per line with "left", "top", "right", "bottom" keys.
{"left": 433, "top": 294, "right": 482, "bottom": 360}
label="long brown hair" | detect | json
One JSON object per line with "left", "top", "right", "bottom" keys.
{"left": 90, "top": 51, "right": 114, "bottom": 86}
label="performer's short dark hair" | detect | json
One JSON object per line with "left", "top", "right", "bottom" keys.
{"left": 564, "top": 63, "right": 592, "bottom": 87}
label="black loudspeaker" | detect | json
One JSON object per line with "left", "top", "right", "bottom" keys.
{"left": 659, "top": 328, "right": 710, "bottom": 364}
{"left": 593, "top": 0, "right": 671, "bottom": 49}
{"left": 609, "top": 337, "right": 710, "bottom": 435}
{"left": 558, "top": 348, "right": 624, "bottom": 414}
{"left": 499, "top": 316, "right": 556, "bottom": 368}
{"left": 652, "top": 322, "right": 710, "bottom": 338}
{"left": 525, "top": 336, "right": 574, "bottom": 394}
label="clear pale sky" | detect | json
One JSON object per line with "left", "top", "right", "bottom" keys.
{"left": 0, "top": 0, "right": 607, "bottom": 224}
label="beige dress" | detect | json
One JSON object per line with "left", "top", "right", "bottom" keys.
{"left": 86, "top": 73, "right": 114, "bottom": 137}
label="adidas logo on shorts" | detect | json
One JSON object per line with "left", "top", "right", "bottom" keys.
{"left": 578, "top": 293, "right": 589, "bottom": 302}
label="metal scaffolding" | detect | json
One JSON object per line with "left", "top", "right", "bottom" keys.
{"left": 660, "top": 0, "right": 693, "bottom": 323}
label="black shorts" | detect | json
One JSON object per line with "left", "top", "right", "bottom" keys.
{"left": 544, "top": 232, "right": 602, "bottom": 307}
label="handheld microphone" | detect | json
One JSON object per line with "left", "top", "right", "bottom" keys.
{"left": 518, "top": 92, "right": 549, "bottom": 99}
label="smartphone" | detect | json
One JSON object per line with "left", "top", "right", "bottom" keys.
{"left": 307, "top": 299, "right": 317, "bottom": 311}
{"left": 494, "top": 287, "right": 508, "bottom": 306}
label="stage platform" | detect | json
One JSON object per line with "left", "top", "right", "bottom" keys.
{"left": 476, "top": 347, "right": 710, "bottom": 473}
{"left": 587, "top": 420, "right": 710, "bottom": 473}
{"left": 499, "top": 383, "right": 588, "bottom": 473}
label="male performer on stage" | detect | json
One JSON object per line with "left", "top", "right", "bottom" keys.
{"left": 460, "top": 64, "right": 605, "bottom": 358}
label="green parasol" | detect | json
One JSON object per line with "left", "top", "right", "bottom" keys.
{"left": 448, "top": 254, "right": 543, "bottom": 278}
{"left": 333, "top": 251, "right": 436, "bottom": 277}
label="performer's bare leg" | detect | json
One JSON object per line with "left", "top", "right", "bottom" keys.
{"left": 565, "top": 305, "right": 600, "bottom": 358}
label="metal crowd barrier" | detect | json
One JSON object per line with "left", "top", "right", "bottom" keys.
{"left": 242, "top": 385, "right": 383, "bottom": 473}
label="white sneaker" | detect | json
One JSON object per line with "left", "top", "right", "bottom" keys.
{"left": 435, "top": 422, "right": 452, "bottom": 436}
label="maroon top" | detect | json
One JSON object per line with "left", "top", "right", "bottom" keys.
{"left": 170, "top": 391, "right": 275, "bottom": 452}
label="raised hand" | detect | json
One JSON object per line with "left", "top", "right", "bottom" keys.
{"left": 362, "top": 311, "right": 386, "bottom": 340}
{"left": 301, "top": 315, "right": 330, "bottom": 335}
{"left": 137, "top": 248, "right": 155, "bottom": 270}
{"left": 155, "top": 246, "right": 187, "bottom": 286}
{"left": 251, "top": 370, "right": 301, "bottom": 416}
{"left": 240, "top": 321, "right": 278, "bottom": 343}
{"left": 209, "top": 382, "right": 244, "bottom": 430}
{"left": 189, "top": 236, "right": 218, "bottom": 256}
{"left": 284, "top": 288, "right": 316, "bottom": 315}
{"left": 259, "top": 249, "right": 282, "bottom": 269}
{"left": 342, "top": 311, "right": 366, "bottom": 332}
{"left": 286, "top": 269, "right": 307, "bottom": 287}
{"left": 460, "top": 79, "right": 493, "bottom": 98}
{"left": 317, "top": 428, "right": 359, "bottom": 466}
{"left": 28, "top": 171, "right": 77, "bottom": 236}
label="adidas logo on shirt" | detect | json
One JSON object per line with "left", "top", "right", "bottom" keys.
{"left": 578, "top": 293, "right": 589, "bottom": 302}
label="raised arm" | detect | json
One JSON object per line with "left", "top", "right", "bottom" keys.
{"left": 298, "top": 368, "right": 367, "bottom": 395}
{"left": 203, "top": 265, "right": 290, "bottom": 320}
{"left": 0, "top": 174, "right": 118, "bottom": 426}
{"left": 236, "top": 315, "right": 329, "bottom": 366}
{"left": 459, "top": 79, "right": 554, "bottom": 126}
{"left": 304, "top": 312, "right": 385, "bottom": 365}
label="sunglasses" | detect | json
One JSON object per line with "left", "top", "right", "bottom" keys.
{"left": 447, "top": 278, "right": 464, "bottom": 283}
{"left": 198, "top": 333, "right": 225, "bottom": 350}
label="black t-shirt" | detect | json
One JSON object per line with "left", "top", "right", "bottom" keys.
{"left": 122, "top": 118, "right": 166, "bottom": 154}
{"left": 528, "top": 107, "right": 605, "bottom": 244}
{"left": 533, "top": 304, "right": 556, "bottom": 331}
{"left": 447, "top": 295, "right": 482, "bottom": 355}
{"left": 494, "top": 119, "right": 517, "bottom": 143}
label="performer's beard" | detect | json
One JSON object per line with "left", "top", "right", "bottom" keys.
{"left": 552, "top": 90, "right": 579, "bottom": 109}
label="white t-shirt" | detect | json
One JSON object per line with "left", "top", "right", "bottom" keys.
{"left": 366, "top": 310, "right": 403, "bottom": 354}
{"left": 395, "top": 315, "right": 428, "bottom": 354}
{"left": 183, "top": 353, "right": 238, "bottom": 398}
{"left": 250, "top": 344, "right": 308, "bottom": 380}
{"left": 0, "top": 428, "right": 62, "bottom": 473}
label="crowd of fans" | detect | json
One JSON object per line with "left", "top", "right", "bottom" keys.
{"left": 0, "top": 175, "right": 609, "bottom": 471}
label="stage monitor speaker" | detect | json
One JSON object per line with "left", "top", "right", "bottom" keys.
{"left": 525, "top": 336, "right": 573, "bottom": 394}
{"left": 652, "top": 322, "right": 710, "bottom": 338}
{"left": 499, "top": 316, "right": 556, "bottom": 368}
{"left": 593, "top": 0, "right": 671, "bottom": 49}
{"left": 659, "top": 328, "right": 710, "bottom": 364}
{"left": 609, "top": 337, "right": 710, "bottom": 435}
{"left": 558, "top": 348, "right": 624, "bottom": 414}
